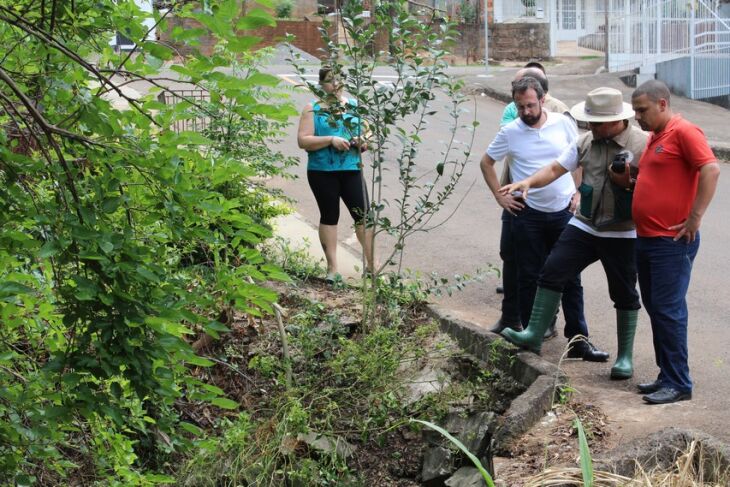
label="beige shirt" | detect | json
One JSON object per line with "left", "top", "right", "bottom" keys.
{"left": 560, "top": 124, "right": 648, "bottom": 233}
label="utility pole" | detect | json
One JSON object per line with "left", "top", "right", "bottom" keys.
{"left": 484, "top": 0, "right": 489, "bottom": 72}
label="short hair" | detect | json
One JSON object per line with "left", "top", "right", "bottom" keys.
{"left": 512, "top": 76, "right": 545, "bottom": 100}
{"left": 524, "top": 61, "right": 546, "bottom": 74}
{"left": 319, "top": 67, "right": 333, "bottom": 83}
{"left": 632, "top": 79, "right": 671, "bottom": 106}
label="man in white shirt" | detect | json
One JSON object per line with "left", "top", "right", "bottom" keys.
{"left": 479, "top": 77, "right": 608, "bottom": 361}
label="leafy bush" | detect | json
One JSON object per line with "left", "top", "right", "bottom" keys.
{"left": 275, "top": 0, "right": 294, "bottom": 19}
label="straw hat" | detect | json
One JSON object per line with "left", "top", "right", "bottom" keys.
{"left": 570, "top": 87, "right": 634, "bottom": 122}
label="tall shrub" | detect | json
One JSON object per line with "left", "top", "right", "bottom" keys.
{"left": 0, "top": 0, "right": 293, "bottom": 482}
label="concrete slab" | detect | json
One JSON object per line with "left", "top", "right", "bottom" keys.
{"left": 271, "top": 213, "right": 365, "bottom": 281}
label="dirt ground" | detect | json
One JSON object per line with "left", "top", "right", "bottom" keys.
{"left": 492, "top": 400, "right": 613, "bottom": 486}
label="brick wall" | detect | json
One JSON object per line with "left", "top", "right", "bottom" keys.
{"left": 160, "top": 17, "right": 329, "bottom": 59}
{"left": 490, "top": 22, "right": 550, "bottom": 61}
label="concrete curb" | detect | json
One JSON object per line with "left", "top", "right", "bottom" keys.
{"left": 427, "top": 304, "right": 730, "bottom": 478}
{"left": 426, "top": 304, "right": 566, "bottom": 454}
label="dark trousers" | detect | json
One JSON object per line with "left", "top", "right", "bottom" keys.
{"left": 539, "top": 225, "right": 641, "bottom": 311}
{"left": 512, "top": 205, "right": 588, "bottom": 338}
{"left": 499, "top": 210, "right": 521, "bottom": 324}
{"left": 636, "top": 235, "right": 699, "bottom": 394}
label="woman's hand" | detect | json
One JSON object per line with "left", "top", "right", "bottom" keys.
{"left": 349, "top": 136, "right": 369, "bottom": 152}
{"left": 330, "top": 136, "right": 351, "bottom": 151}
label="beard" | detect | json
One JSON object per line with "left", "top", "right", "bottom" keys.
{"left": 520, "top": 108, "right": 543, "bottom": 127}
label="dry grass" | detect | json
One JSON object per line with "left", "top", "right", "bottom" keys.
{"left": 523, "top": 440, "right": 730, "bottom": 487}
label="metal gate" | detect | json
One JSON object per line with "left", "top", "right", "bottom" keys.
{"left": 607, "top": 0, "right": 730, "bottom": 100}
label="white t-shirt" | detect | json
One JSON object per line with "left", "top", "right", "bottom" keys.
{"left": 487, "top": 112, "right": 577, "bottom": 212}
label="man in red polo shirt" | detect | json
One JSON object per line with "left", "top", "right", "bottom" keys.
{"left": 630, "top": 80, "right": 720, "bottom": 404}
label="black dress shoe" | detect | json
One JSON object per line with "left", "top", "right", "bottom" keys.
{"left": 489, "top": 318, "right": 523, "bottom": 334}
{"left": 643, "top": 387, "right": 692, "bottom": 404}
{"left": 496, "top": 286, "right": 504, "bottom": 294}
{"left": 566, "top": 339, "right": 610, "bottom": 362}
{"left": 637, "top": 380, "right": 662, "bottom": 394}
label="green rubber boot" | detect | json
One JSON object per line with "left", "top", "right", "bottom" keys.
{"left": 501, "top": 287, "right": 562, "bottom": 354}
{"left": 610, "top": 309, "right": 639, "bottom": 380}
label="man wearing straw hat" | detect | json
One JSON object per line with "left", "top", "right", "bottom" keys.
{"left": 499, "top": 87, "right": 648, "bottom": 378}
{"left": 480, "top": 77, "right": 605, "bottom": 363}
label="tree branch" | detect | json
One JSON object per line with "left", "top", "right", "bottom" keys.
{"left": 0, "top": 7, "right": 159, "bottom": 127}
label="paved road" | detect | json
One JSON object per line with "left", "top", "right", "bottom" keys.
{"left": 269, "top": 64, "right": 730, "bottom": 446}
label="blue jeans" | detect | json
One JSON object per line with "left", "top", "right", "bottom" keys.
{"left": 636, "top": 235, "right": 700, "bottom": 394}
{"left": 499, "top": 210, "right": 521, "bottom": 324}
{"left": 512, "top": 205, "right": 588, "bottom": 338}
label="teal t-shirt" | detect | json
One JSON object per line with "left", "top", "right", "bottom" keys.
{"left": 307, "top": 99, "right": 362, "bottom": 171}
{"left": 500, "top": 102, "right": 518, "bottom": 127}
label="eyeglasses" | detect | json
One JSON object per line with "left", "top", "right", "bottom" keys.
{"left": 588, "top": 121, "right": 605, "bottom": 127}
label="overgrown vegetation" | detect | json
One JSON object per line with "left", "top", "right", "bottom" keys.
{"left": 176, "top": 257, "right": 524, "bottom": 485}
{"left": 0, "top": 0, "right": 293, "bottom": 483}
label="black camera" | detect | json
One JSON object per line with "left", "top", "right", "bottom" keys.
{"left": 610, "top": 153, "right": 629, "bottom": 173}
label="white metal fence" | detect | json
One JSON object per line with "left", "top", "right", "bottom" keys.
{"left": 607, "top": 0, "right": 730, "bottom": 100}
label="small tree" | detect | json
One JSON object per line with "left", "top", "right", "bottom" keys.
{"left": 290, "top": 0, "right": 477, "bottom": 326}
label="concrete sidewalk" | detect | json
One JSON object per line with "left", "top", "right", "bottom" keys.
{"left": 272, "top": 213, "right": 365, "bottom": 282}
{"left": 452, "top": 59, "right": 730, "bottom": 161}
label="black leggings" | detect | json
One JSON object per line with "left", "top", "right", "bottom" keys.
{"left": 307, "top": 170, "right": 368, "bottom": 225}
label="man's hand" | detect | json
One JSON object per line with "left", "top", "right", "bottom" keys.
{"left": 608, "top": 162, "right": 635, "bottom": 190}
{"left": 499, "top": 181, "right": 530, "bottom": 200}
{"left": 669, "top": 215, "right": 701, "bottom": 243}
{"left": 495, "top": 191, "right": 525, "bottom": 215}
{"left": 569, "top": 191, "right": 580, "bottom": 213}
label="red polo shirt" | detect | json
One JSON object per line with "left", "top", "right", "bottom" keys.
{"left": 632, "top": 115, "right": 716, "bottom": 237}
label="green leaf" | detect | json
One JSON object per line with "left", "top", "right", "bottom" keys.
{"left": 236, "top": 8, "right": 276, "bottom": 30}
{"left": 137, "top": 266, "right": 160, "bottom": 283}
{"left": 436, "top": 162, "right": 444, "bottom": 176}
{"left": 575, "top": 418, "right": 594, "bottom": 486}
{"left": 39, "top": 240, "right": 60, "bottom": 258}
{"left": 211, "top": 397, "right": 239, "bottom": 409}
{"left": 0, "top": 351, "right": 18, "bottom": 363}
{"left": 185, "top": 355, "right": 215, "bottom": 367}
{"left": 101, "top": 196, "right": 122, "bottom": 213}
{"left": 0, "top": 281, "right": 34, "bottom": 298}
{"left": 176, "top": 131, "right": 214, "bottom": 145}
{"left": 227, "top": 35, "right": 263, "bottom": 52}
{"left": 179, "top": 422, "right": 204, "bottom": 436}
{"left": 204, "top": 320, "right": 230, "bottom": 339}
{"left": 410, "top": 419, "right": 495, "bottom": 487}
{"left": 170, "top": 27, "right": 207, "bottom": 42}
{"left": 141, "top": 41, "right": 175, "bottom": 60}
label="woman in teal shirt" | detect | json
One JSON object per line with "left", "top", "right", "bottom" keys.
{"left": 297, "top": 67, "right": 373, "bottom": 282}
